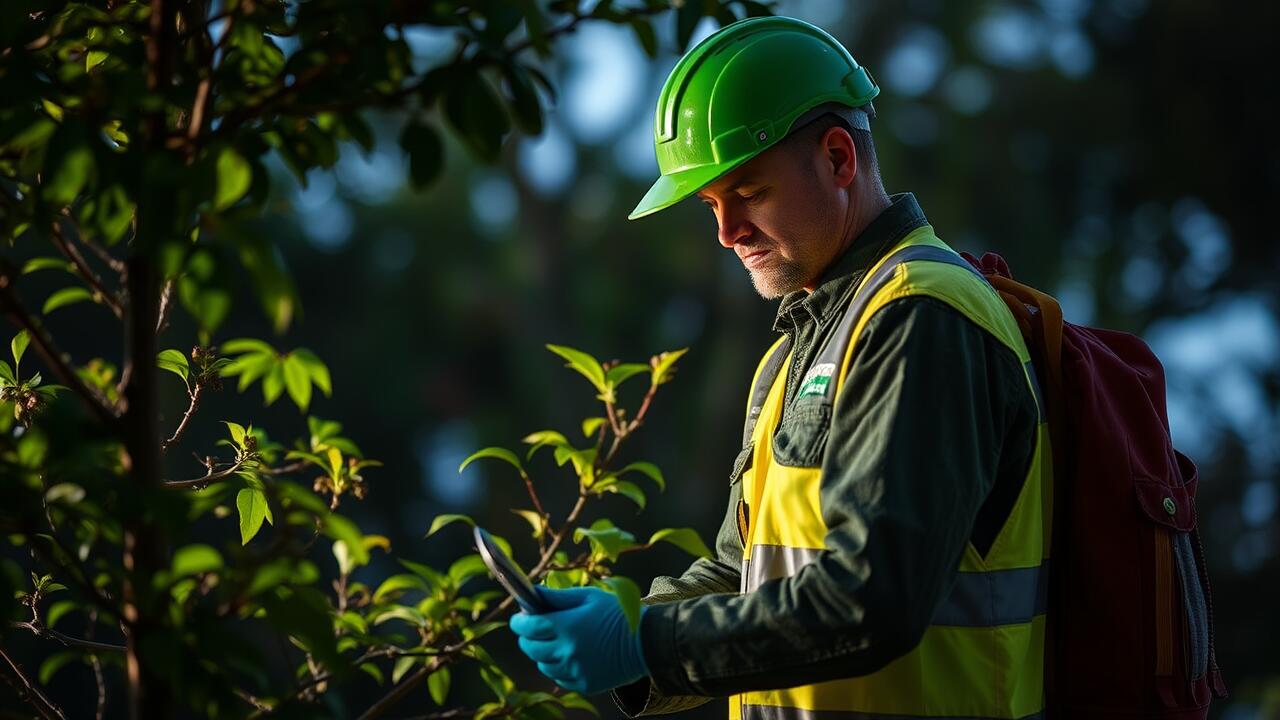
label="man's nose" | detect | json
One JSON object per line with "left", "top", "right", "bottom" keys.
{"left": 716, "top": 205, "right": 753, "bottom": 249}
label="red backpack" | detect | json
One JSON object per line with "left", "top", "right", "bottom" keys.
{"left": 959, "top": 251, "right": 1228, "bottom": 719}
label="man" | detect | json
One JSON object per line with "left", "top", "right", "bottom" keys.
{"left": 509, "top": 15, "right": 1050, "bottom": 720}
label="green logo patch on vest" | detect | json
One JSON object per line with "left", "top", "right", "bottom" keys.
{"left": 797, "top": 363, "right": 835, "bottom": 398}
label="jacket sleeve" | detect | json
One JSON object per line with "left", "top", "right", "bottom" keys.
{"left": 633, "top": 296, "right": 1038, "bottom": 697}
{"left": 610, "top": 451, "right": 748, "bottom": 717}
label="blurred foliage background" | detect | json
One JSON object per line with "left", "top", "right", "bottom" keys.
{"left": 4, "top": 0, "right": 1278, "bottom": 717}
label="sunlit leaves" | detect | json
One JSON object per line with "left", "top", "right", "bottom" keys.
{"left": 459, "top": 446, "right": 524, "bottom": 475}
{"left": 219, "top": 339, "right": 332, "bottom": 411}
{"left": 596, "top": 575, "right": 642, "bottom": 632}
{"left": 42, "top": 286, "right": 95, "bottom": 314}
{"left": 648, "top": 527, "right": 713, "bottom": 559}
{"left": 651, "top": 348, "right": 689, "bottom": 387}
{"left": 214, "top": 146, "right": 252, "bottom": 210}
{"left": 236, "top": 487, "right": 272, "bottom": 545}
{"left": 157, "top": 349, "right": 190, "bottom": 385}
{"left": 546, "top": 344, "right": 606, "bottom": 395}
{"left": 426, "top": 513, "right": 475, "bottom": 538}
{"left": 572, "top": 518, "right": 637, "bottom": 561}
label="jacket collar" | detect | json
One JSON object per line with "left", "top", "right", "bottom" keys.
{"left": 773, "top": 192, "right": 928, "bottom": 334}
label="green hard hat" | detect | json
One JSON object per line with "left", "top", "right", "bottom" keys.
{"left": 628, "top": 15, "right": 879, "bottom": 221}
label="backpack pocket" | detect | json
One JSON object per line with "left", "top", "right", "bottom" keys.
{"left": 1134, "top": 449, "right": 1214, "bottom": 696}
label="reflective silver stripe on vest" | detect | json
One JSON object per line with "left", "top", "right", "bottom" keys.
{"left": 743, "top": 543, "right": 1048, "bottom": 628}
{"left": 742, "top": 705, "right": 1045, "bottom": 720}
{"left": 930, "top": 563, "right": 1050, "bottom": 627}
{"left": 743, "top": 544, "right": 823, "bottom": 592}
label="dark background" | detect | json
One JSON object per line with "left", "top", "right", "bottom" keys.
{"left": 24, "top": 0, "right": 1278, "bottom": 717}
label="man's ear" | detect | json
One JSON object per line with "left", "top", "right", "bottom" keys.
{"left": 821, "top": 126, "right": 857, "bottom": 189}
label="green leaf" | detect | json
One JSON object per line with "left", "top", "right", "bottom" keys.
{"left": 282, "top": 352, "right": 312, "bottom": 411}
{"left": 156, "top": 349, "right": 190, "bottom": 384}
{"left": 522, "top": 429, "right": 568, "bottom": 460}
{"left": 215, "top": 146, "right": 252, "bottom": 210}
{"left": 236, "top": 487, "right": 269, "bottom": 545}
{"left": 443, "top": 71, "right": 510, "bottom": 163}
{"left": 630, "top": 18, "right": 658, "bottom": 58}
{"left": 458, "top": 446, "right": 523, "bottom": 475}
{"left": 261, "top": 363, "right": 286, "bottom": 405}
{"left": 400, "top": 120, "right": 445, "bottom": 190}
{"left": 597, "top": 576, "right": 642, "bottom": 632}
{"left": 0, "top": 360, "right": 14, "bottom": 386}
{"left": 42, "top": 287, "right": 94, "bottom": 314}
{"left": 221, "top": 338, "right": 276, "bottom": 355}
{"left": 323, "top": 513, "right": 367, "bottom": 566}
{"left": 594, "top": 479, "right": 645, "bottom": 509}
{"left": 606, "top": 363, "right": 650, "bottom": 389}
{"left": 545, "top": 344, "right": 606, "bottom": 393}
{"left": 223, "top": 421, "right": 247, "bottom": 448}
{"left": 556, "top": 692, "right": 600, "bottom": 716}
{"left": 449, "top": 553, "right": 489, "bottom": 588}
{"left": 42, "top": 122, "right": 95, "bottom": 205}
{"left": 620, "top": 461, "right": 665, "bottom": 492}
{"left": 581, "top": 416, "right": 607, "bottom": 438}
{"left": 45, "top": 600, "right": 76, "bottom": 629}
{"left": 511, "top": 508, "right": 545, "bottom": 539}
{"left": 38, "top": 651, "right": 79, "bottom": 685}
{"left": 172, "top": 544, "right": 223, "bottom": 576}
{"left": 11, "top": 330, "right": 30, "bottom": 372}
{"left": 426, "top": 513, "right": 475, "bottom": 538}
{"left": 676, "top": 0, "right": 705, "bottom": 51}
{"left": 373, "top": 574, "right": 429, "bottom": 603}
{"left": 427, "top": 666, "right": 451, "bottom": 705}
{"left": 291, "top": 348, "right": 331, "bottom": 397}
{"left": 651, "top": 348, "right": 689, "bottom": 386}
{"left": 21, "top": 257, "right": 73, "bottom": 274}
{"left": 503, "top": 62, "right": 543, "bottom": 135}
{"left": 391, "top": 655, "right": 416, "bottom": 684}
{"left": 648, "top": 528, "right": 713, "bottom": 559}
{"left": 398, "top": 558, "right": 447, "bottom": 588}
{"left": 572, "top": 519, "right": 637, "bottom": 561}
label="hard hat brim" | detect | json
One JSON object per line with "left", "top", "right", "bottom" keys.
{"left": 627, "top": 155, "right": 752, "bottom": 221}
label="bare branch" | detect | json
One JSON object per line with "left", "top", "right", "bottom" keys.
{"left": 161, "top": 380, "right": 203, "bottom": 453}
{"left": 162, "top": 454, "right": 250, "bottom": 489}
{"left": 0, "top": 645, "right": 67, "bottom": 720}
{"left": 9, "top": 621, "right": 126, "bottom": 654}
{"left": 49, "top": 220, "right": 125, "bottom": 319}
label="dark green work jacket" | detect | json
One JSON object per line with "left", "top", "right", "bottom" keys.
{"left": 612, "top": 193, "right": 1040, "bottom": 716}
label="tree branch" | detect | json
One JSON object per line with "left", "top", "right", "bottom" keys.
{"left": 0, "top": 262, "right": 123, "bottom": 429}
{"left": 162, "top": 454, "right": 250, "bottom": 489}
{"left": 160, "top": 379, "right": 203, "bottom": 453}
{"left": 49, "top": 220, "right": 125, "bottom": 319}
{"left": 0, "top": 645, "right": 67, "bottom": 720}
{"left": 9, "top": 621, "right": 126, "bottom": 654}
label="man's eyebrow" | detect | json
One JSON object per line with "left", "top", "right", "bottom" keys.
{"left": 697, "top": 178, "right": 758, "bottom": 201}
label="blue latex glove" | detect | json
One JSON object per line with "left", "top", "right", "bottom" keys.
{"left": 508, "top": 586, "right": 649, "bottom": 695}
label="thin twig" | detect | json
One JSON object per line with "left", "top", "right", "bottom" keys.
{"left": 0, "top": 646, "right": 67, "bottom": 720}
{"left": 9, "top": 621, "right": 126, "bottom": 654}
{"left": 77, "top": 235, "right": 127, "bottom": 276}
{"left": 161, "top": 380, "right": 203, "bottom": 453}
{"left": 162, "top": 455, "right": 249, "bottom": 489}
{"left": 49, "top": 221, "right": 124, "bottom": 319}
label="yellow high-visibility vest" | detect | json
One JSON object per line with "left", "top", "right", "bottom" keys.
{"left": 728, "top": 226, "right": 1053, "bottom": 720}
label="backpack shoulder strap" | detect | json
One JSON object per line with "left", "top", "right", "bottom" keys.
{"left": 808, "top": 244, "right": 989, "bottom": 404}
